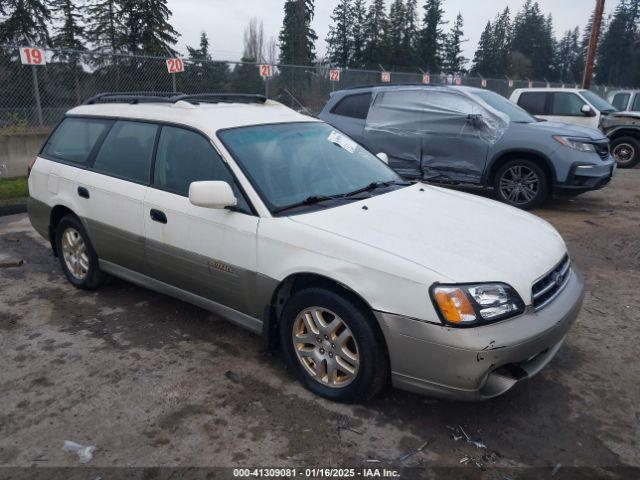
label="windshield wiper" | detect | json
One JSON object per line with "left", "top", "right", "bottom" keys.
{"left": 343, "top": 180, "right": 410, "bottom": 197}
{"left": 272, "top": 194, "right": 348, "bottom": 214}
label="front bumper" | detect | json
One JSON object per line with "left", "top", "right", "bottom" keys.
{"left": 553, "top": 159, "right": 616, "bottom": 196}
{"left": 375, "top": 269, "right": 584, "bottom": 401}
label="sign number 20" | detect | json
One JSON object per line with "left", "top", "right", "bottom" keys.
{"left": 166, "top": 58, "right": 185, "bottom": 74}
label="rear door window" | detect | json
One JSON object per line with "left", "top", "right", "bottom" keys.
{"left": 518, "top": 92, "right": 549, "bottom": 115}
{"left": 331, "top": 93, "right": 372, "bottom": 119}
{"left": 92, "top": 121, "right": 158, "bottom": 184}
{"left": 551, "top": 93, "right": 587, "bottom": 116}
{"left": 612, "top": 93, "right": 631, "bottom": 110}
{"left": 42, "top": 117, "right": 112, "bottom": 165}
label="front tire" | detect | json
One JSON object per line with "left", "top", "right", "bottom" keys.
{"left": 494, "top": 159, "right": 549, "bottom": 210}
{"left": 280, "top": 287, "right": 389, "bottom": 402}
{"left": 611, "top": 136, "right": 640, "bottom": 168}
{"left": 55, "top": 214, "right": 106, "bottom": 290}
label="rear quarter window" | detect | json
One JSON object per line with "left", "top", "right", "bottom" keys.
{"left": 517, "top": 92, "right": 548, "bottom": 115}
{"left": 41, "top": 117, "right": 112, "bottom": 165}
{"left": 330, "top": 93, "right": 372, "bottom": 120}
{"left": 631, "top": 94, "right": 640, "bottom": 112}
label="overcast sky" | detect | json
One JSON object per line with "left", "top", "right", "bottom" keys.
{"left": 168, "top": 0, "right": 615, "bottom": 65}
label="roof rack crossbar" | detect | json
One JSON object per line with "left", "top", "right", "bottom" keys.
{"left": 82, "top": 92, "right": 267, "bottom": 106}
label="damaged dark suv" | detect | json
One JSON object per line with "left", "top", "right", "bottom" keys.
{"left": 320, "top": 85, "right": 615, "bottom": 210}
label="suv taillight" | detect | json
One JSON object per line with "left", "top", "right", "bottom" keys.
{"left": 27, "top": 157, "right": 37, "bottom": 177}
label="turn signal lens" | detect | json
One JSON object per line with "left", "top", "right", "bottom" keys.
{"left": 434, "top": 287, "right": 476, "bottom": 324}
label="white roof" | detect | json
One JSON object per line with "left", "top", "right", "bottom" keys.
{"left": 513, "top": 88, "right": 585, "bottom": 93}
{"left": 66, "top": 99, "right": 319, "bottom": 137}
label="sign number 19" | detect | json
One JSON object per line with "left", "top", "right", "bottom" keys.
{"left": 20, "top": 47, "right": 45, "bottom": 65}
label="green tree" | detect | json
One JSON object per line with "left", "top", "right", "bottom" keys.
{"left": 471, "top": 21, "right": 495, "bottom": 76}
{"left": 418, "top": 0, "right": 446, "bottom": 72}
{"left": 492, "top": 7, "right": 512, "bottom": 76}
{"left": 0, "top": 0, "right": 50, "bottom": 45}
{"left": 362, "top": 0, "right": 389, "bottom": 68}
{"left": 50, "top": 0, "right": 85, "bottom": 52}
{"left": 443, "top": 12, "right": 466, "bottom": 74}
{"left": 596, "top": 0, "right": 640, "bottom": 85}
{"left": 138, "top": 0, "right": 179, "bottom": 55}
{"left": 186, "top": 32, "right": 230, "bottom": 93}
{"left": 402, "top": 0, "right": 419, "bottom": 67}
{"left": 388, "top": 0, "right": 406, "bottom": 68}
{"left": 350, "top": 0, "right": 367, "bottom": 68}
{"left": 555, "top": 27, "right": 582, "bottom": 83}
{"left": 279, "top": 0, "right": 317, "bottom": 65}
{"left": 510, "top": 0, "right": 555, "bottom": 79}
{"left": 86, "top": 0, "right": 124, "bottom": 53}
{"left": 231, "top": 59, "right": 264, "bottom": 94}
{"left": 326, "top": 0, "right": 353, "bottom": 67}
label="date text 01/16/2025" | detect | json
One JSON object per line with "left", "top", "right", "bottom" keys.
{"left": 233, "top": 468, "right": 401, "bottom": 478}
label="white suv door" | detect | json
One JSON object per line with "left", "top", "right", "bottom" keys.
{"left": 143, "top": 125, "right": 261, "bottom": 318}
{"left": 75, "top": 120, "right": 158, "bottom": 273}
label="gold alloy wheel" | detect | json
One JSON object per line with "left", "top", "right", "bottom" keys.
{"left": 61, "top": 227, "right": 89, "bottom": 280}
{"left": 292, "top": 307, "right": 360, "bottom": 388}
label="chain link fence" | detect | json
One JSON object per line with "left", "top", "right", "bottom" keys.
{"left": 0, "top": 44, "right": 621, "bottom": 133}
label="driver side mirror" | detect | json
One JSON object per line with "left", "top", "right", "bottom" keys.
{"left": 466, "top": 113, "right": 485, "bottom": 128}
{"left": 581, "top": 104, "right": 596, "bottom": 117}
{"left": 376, "top": 152, "right": 389, "bottom": 164}
{"left": 189, "top": 181, "right": 237, "bottom": 209}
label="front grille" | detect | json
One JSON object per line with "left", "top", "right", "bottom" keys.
{"left": 532, "top": 255, "right": 571, "bottom": 310}
{"left": 593, "top": 141, "right": 610, "bottom": 160}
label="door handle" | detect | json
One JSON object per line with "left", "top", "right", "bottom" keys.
{"left": 77, "top": 186, "right": 90, "bottom": 199}
{"left": 150, "top": 209, "right": 167, "bottom": 224}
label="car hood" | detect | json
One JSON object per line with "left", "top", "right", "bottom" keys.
{"left": 290, "top": 184, "right": 567, "bottom": 304}
{"left": 520, "top": 120, "right": 606, "bottom": 140}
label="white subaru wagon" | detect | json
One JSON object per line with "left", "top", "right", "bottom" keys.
{"left": 28, "top": 93, "right": 584, "bottom": 402}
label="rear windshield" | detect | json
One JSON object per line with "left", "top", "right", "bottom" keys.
{"left": 42, "top": 117, "right": 112, "bottom": 165}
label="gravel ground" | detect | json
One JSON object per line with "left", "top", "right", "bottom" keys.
{"left": 0, "top": 169, "right": 639, "bottom": 479}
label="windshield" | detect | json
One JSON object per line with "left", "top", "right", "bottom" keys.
{"left": 218, "top": 122, "right": 402, "bottom": 213}
{"left": 471, "top": 90, "right": 536, "bottom": 123}
{"left": 580, "top": 90, "right": 618, "bottom": 113}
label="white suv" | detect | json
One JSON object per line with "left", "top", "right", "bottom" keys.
{"left": 28, "top": 93, "right": 584, "bottom": 402}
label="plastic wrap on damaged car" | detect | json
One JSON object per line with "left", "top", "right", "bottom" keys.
{"left": 363, "top": 87, "right": 509, "bottom": 178}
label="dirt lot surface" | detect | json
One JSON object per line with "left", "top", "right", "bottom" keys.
{"left": 0, "top": 170, "right": 639, "bottom": 478}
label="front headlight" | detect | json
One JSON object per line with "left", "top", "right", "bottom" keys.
{"left": 431, "top": 283, "right": 525, "bottom": 327}
{"left": 553, "top": 136, "right": 596, "bottom": 153}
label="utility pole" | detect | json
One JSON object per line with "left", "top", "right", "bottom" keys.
{"left": 582, "top": 0, "right": 606, "bottom": 89}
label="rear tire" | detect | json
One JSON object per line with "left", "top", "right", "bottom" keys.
{"left": 494, "top": 159, "right": 549, "bottom": 210}
{"left": 611, "top": 136, "right": 640, "bottom": 168}
{"left": 280, "top": 287, "right": 389, "bottom": 402}
{"left": 55, "top": 214, "right": 106, "bottom": 290}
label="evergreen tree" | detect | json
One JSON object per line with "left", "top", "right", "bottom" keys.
{"left": 186, "top": 32, "right": 230, "bottom": 93}
{"left": 418, "top": 0, "right": 446, "bottom": 72}
{"left": 443, "top": 12, "right": 466, "bottom": 74}
{"left": 279, "top": 0, "right": 317, "bottom": 65}
{"left": 231, "top": 58, "right": 264, "bottom": 94}
{"left": 492, "top": 7, "right": 512, "bottom": 76}
{"left": 510, "top": 0, "right": 555, "bottom": 79}
{"left": 471, "top": 21, "right": 494, "bottom": 76}
{"left": 350, "top": 0, "right": 367, "bottom": 68}
{"left": 326, "top": 0, "right": 353, "bottom": 68}
{"left": 596, "top": 0, "right": 640, "bottom": 85}
{"left": 402, "top": 0, "right": 419, "bottom": 67}
{"left": 0, "top": 0, "right": 50, "bottom": 45}
{"left": 362, "top": 0, "right": 389, "bottom": 68}
{"left": 555, "top": 27, "right": 582, "bottom": 83}
{"left": 50, "top": 0, "right": 85, "bottom": 52}
{"left": 138, "top": 0, "right": 179, "bottom": 55}
{"left": 388, "top": 0, "right": 407, "bottom": 68}
{"left": 86, "top": 0, "right": 124, "bottom": 53}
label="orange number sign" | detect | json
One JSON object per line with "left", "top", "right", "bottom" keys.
{"left": 166, "top": 58, "right": 185, "bottom": 74}
{"left": 19, "top": 47, "right": 45, "bottom": 65}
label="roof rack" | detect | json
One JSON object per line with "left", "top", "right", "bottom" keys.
{"left": 82, "top": 92, "right": 267, "bottom": 106}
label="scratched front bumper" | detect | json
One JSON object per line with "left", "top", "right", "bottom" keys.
{"left": 374, "top": 269, "right": 584, "bottom": 401}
